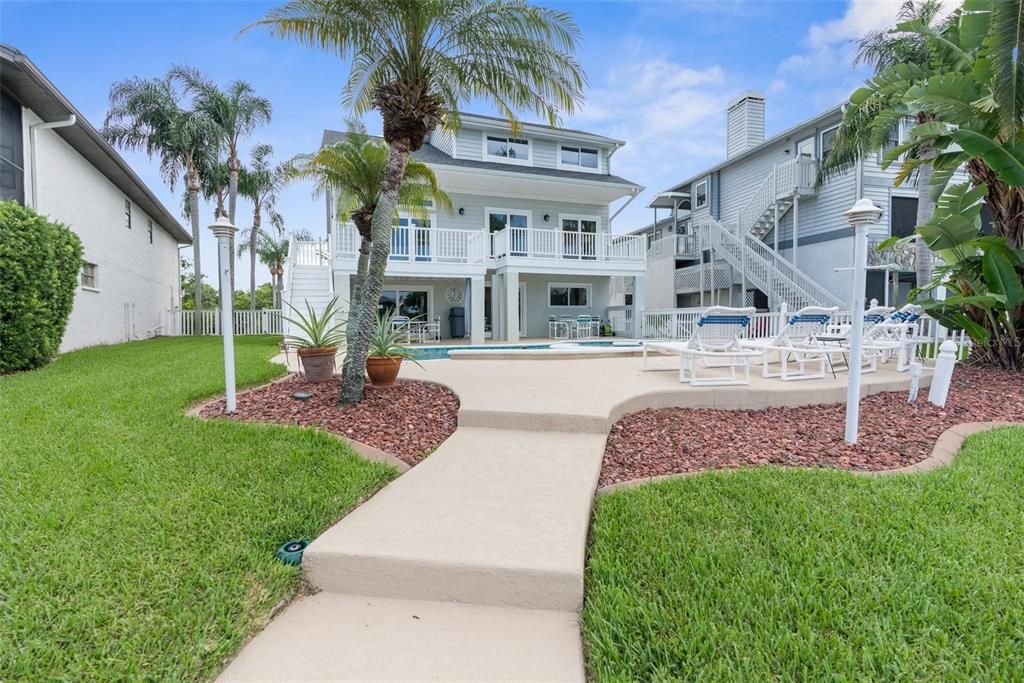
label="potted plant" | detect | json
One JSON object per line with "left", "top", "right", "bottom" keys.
{"left": 283, "top": 296, "right": 346, "bottom": 382}
{"left": 365, "top": 309, "right": 421, "bottom": 387}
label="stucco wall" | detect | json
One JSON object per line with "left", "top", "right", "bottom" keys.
{"left": 24, "top": 108, "right": 182, "bottom": 351}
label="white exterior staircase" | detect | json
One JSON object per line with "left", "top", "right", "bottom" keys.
{"left": 736, "top": 156, "right": 817, "bottom": 239}
{"left": 281, "top": 238, "right": 334, "bottom": 341}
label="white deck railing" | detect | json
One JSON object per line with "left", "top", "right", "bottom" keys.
{"left": 735, "top": 157, "right": 817, "bottom": 235}
{"left": 491, "top": 227, "right": 646, "bottom": 264}
{"left": 606, "top": 305, "right": 634, "bottom": 335}
{"left": 329, "top": 223, "right": 485, "bottom": 264}
{"left": 166, "top": 309, "right": 283, "bottom": 336}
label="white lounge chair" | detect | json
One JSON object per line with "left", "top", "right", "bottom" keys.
{"left": 740, "top": 306, "right": 838, "bottom": 381}
{"left": 642, "top": 306, "right": 761, "bottom": 386}
{"left": 864, "top": 304, "right": 925, "bottom": 371}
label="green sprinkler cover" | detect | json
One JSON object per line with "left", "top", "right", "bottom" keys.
{"left": 275, "top": 539, "right": 309, "bottom": 566}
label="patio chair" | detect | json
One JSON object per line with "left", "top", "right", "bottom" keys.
{"left": 642, "top": 306, "right": 761, "bottom": 386}
{"left": 740, "top": 306, "right": 838, "bottom": 381}
{"left": 576, "top": 314, "right": 600, "bottom": 339}
{"left": 863, "top": 304, "right": 925, "bottom": 371}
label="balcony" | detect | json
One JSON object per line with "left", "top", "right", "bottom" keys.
{"left": 490, "top": 227, "right": 646, "bottom": 274}
{"left": 332, "top": 224, "right": 486, "bottom": 276}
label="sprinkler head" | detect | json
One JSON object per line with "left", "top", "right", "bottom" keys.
{"left": 275, "top": 539, "right": 309, "bottom": 566}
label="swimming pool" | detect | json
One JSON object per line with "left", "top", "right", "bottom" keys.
{"left": 408, "top": 340, "right": 639, "bottom": 360}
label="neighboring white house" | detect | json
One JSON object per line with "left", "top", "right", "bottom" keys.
{"left": 632, "top": 91, "right": 938, "bottom": 314}
{"left": 1, "top": 44, "right": 191, "bottom": 351}
{"left": 284, "top": 113, "right": 646, "bottom": 343}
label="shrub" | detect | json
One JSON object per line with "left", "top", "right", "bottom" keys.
{"left": 0, "top": 200, "right": 83, "bottom": 373}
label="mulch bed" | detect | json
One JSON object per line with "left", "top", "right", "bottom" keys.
{"left": 601, "top": 365, "right": 1024, "bottom": 487}
{"left": 200, "top": 376, "right": 459, "bottom": 465}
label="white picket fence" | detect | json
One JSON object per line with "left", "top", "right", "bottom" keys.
{"left": 166, "top": 309, "right": 283, "bottom": 336}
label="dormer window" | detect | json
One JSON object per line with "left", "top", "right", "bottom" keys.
{"left": 560, "top": 145, "right": 599, "bottom": 170}
{"left": 485, "top": 135, "right": 530, "bottom": 163}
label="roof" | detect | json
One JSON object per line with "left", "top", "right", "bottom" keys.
{"left": 661, "top": 102, "right": 845, "bottom": 195}
{"left": 0, "top": 44, "right": 191, "bottom": 244}
{"left": 321, "top": 128, "right": 641, "bottom": 189}
{"left": 455, "top": 112, "right": 626, "bottom": 146}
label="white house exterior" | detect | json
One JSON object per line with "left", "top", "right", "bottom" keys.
{"left": 633, "top": 91, "right": 938, "bottom": 315}
{"left": 1, "top": 44, "right": 190, "bottom": 351}
{"left": 284, "top": 114, "right": 645, "bottom": 343}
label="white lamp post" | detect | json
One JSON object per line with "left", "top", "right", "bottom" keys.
{"left": 209, "top": 215, "right": 238, "bottom": 413}
{"left": 842, "top": 198, "right": 883, "bottom": 444}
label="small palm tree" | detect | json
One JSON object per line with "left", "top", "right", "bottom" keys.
{"left": 238, "top": 144, "right": 287, "bottom": 310}
{"left": 251, "top": 0, "right": 585, "bottom": 404}
{"left": 254, "top": 229, "right": 312, "bottom": 307}
{"left": 817, "top": 0, "right": 950, "bottom": 287}
{"left": 173, "top": 68, "right": 272, "bottom": 227}
{"left": 104, "top": 74, "right": 221, "bottom": 320}
{"left": 288, "top": 123, "right": 451, "bottom": 317}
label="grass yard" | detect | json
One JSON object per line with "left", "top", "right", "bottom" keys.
{"left": 584, "top": 427, "right": 1024, "bottom": 681}
{"left": 0, "top": 337, "right": 395, "bottom": 680}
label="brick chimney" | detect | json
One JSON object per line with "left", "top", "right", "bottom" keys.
{"left": 726, "top": 91, "right": 765, "bottom": 159}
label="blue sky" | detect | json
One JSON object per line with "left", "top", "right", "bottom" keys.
{"left": 2, "top": 0, "right": 906, "bottom": 284}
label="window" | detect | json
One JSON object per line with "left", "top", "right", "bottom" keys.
{"left": 0, "top": 91, "right": 25, "bottom": 204}
{"left": 694, "top": 180, "right": 708, "bottom": 209}
{"left": 80, "top": 262, "right": 98, "bottom": 290}
{"left": 485, "top": 134, "right": 530, "bottom": 162}
{"left": 548, "top": 283, "right": 590, "bottom": 307}
{"left": 820, "top": 126, "right": 838, "bottom": 161}
{"left": 890, "top": 196, "right": 917, "bottom": 238}
{"left": 796, "top": 136, "right": 815, "bottom": 159}
{"left": 391, "top": 215, "right": 433, "bottom": 261}
{"left": 487, "top": 209, "right": 531, "bottom": 256}
{"left": 377, "top": 289, "right": 429, "bottom": 319}
{"left": 124, "top": 198, "right": 132, "bottom": 229}
{"left": 560, "top": 145, "right": 599, "bottom": 169}
{"left": 148, "top": 218, "right": 153, "bottom": 244}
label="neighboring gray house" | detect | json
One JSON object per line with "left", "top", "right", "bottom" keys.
{"left": 634, "top": 91, "right": 924, "bottom": 313}
{"left": 283, "top": 113, "right": 645, "bottom": 343}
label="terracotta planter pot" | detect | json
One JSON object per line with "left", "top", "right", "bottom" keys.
{"left": 297, "top": 347, "right": 337, "bottom": 382}
{"left": 366, "top": 355, "right": 403, "bottom": 387}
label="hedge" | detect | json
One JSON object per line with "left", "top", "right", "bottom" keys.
{"left": 0, "top": 200, "right": 83, "bottom": 373}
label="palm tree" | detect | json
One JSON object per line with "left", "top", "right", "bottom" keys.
{"left": 238, "top": 144, "right": 287, "bottom": 310}
{"left": 251, "top": 0, "right": 586, "bottom": 404}
{"left": 817, "top": 0, "right": 950, "bottom": 287}
{"left": 104, "top": 74, "right": 221, "bottom": 321}
{"left": 288, "top": 125, "right": 451, "bottom": 323}
{"left": 252, "top": 229, "right": 313, "bottom": 308}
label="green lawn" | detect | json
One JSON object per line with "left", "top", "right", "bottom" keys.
{"left": 0, "top": 337, "right": 395, "bottom": 680}
{"left": 584, "top": 427, "right": 1024, "bottom": 681}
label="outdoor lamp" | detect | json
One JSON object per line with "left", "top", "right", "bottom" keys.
{"left": 543, "top": 213, "right": 550, "bottom": 222}
{"left": 208, "top": 215, "right": 238, "bottom": 413}
{"left": 841, "top": 198, "right": 883, "bottom": 444}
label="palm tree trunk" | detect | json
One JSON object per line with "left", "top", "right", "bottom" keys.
{"left": 339, "top": 140, "right": 411, "bottom": 405}
{"left": 187, "top": 181, "right": 203, "bottom": 335}
{"left": 914, "top": 140, "right": 936, "bottom": 289}
{"left": 250, "top": 207, "right": 261, "bottom": 311}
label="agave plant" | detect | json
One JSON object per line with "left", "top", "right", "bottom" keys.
{"left": 283, "top": 296, "right": 346, "bottom": 349}
{"left": 368, "top": 309, "right": 418, "bottom": 360}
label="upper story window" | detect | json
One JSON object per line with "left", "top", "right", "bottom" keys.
{"left": 820, "top": 126, "right": 838, "bottom": 162}
{"left": 124, "top": 198, "right": 132, "bottom": 229}
{"left": 560, "top": 145, "right": 599, "bottom": 170}
{"left": 0, "top": 91, "right": 25, "bottom": 205}
{"left": 80, "top": 261, "right": 99, "bottom": 290}
{"left": 694, "top": 180, "right": 708, "bottom": 209}
{"left": 485, "top": 134, "right": 530, "bottom": 163}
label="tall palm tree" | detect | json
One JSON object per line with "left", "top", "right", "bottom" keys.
{"left": 288, "top": 125, "right": 451, "bottom": 323}
{"left": 104, "top": 74, "right": 221, "bottom": 321}
{"left": 817, "top": 0, "right": 950, "bottom": 287}
{"left": 238, "top": 144, "right": 287, "bottom": 310}
{"left": 253, "top": 229, "right": 313, "bottom": 307}
{"left": 251, "top": 0, "right": 586, "bottom": 404}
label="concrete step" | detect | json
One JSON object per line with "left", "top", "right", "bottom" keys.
{"left": 218, "top": 593, "right": 584, "bottom": 682}
{"left": 303, "top": 427, "right": 606, "bottom": 611}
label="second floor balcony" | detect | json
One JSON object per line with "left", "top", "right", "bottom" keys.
{"left": 329, "top": 223, "right": 646, "bottom": 275}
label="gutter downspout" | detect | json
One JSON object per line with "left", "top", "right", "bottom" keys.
{"left": 29, "top": 114, "right": 77, "bottom": 209}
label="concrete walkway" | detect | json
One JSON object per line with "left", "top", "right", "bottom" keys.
{"left": 221, "top": 354, "right": 919, "bottom": 681}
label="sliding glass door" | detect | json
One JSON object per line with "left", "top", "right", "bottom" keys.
{"left": 561, "top": 216, "right": 598, "bottom": 260}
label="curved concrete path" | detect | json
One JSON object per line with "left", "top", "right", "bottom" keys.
{"left": 221, "top": 355, "right": 920, "bottom": 681}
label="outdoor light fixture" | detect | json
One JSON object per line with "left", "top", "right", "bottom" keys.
{"left": 458, "top": 207, "right": 464, "bottom": 215}
{"left": 543, "top": 213, "right": 550, "bottom": 222}
{"left": 292, "top": 391, "right": 312, "bottom": 401}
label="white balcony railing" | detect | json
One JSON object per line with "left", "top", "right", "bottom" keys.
{"left": 491, "top": 227, "right": 646, "bottom": 264}
{"left": 330, "top": 223, "right": 484, "bottom": 264}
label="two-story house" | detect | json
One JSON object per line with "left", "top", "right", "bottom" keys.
{"left": 634, "top": 91, "right": 925, "bottom": 315}
{"left": 1, "top": 44, "right": 190, "bottom": 351}
{"left": 284, "top": 113, "right": 645, "bottom": 344}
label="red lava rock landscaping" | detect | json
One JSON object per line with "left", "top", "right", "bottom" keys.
{"left": 200, "top": 375, "right": 459, "bottom": 465}
{"left": 602, "top": 365, "right": 1024, "bottom": 487}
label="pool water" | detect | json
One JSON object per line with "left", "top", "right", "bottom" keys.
{"left": 408, "top": 339, "right": 637, "bottom": 360}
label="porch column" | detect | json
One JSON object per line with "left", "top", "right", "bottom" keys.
{"left": 504, "top": 269, "right": 520, "bottom": 343}
{"left": 469, "top": 275, "right": 485, "bottom": 345}
{"left": 632, "top": 274, "right": 645, "bottom": 339}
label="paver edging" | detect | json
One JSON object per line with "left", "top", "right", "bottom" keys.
{"left": 596, "top": 421, "right": 1023, "bottom": 495}
{"left": 185, "top": 374, "right": 410, "bottom": 474}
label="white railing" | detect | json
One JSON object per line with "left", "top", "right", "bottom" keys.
{"left": 390, "top": 226, "right": 485, "bottom": 263}
{"left": 640, "top": 307, "right": 705, "bottom": 339}
{"left": 166, "top": 309, "right": 283, "bottom": 336}
{"left": 293, "top": 239, "right": 331, "bottom": 266}
{"left": 674, "top": 261, "right": 733, "bottom": 293}
{"left": 491, "top": 227, "right": 646, "bottom": 264}
{"left": 607, "top": 305, "right": 634, "bottom": 335}
{"left": 695, "top": 218, "right": 844, "bottom": 310}
{"left": 735, "top": 157, "right": 817, "bottom": 235}
{"left": 648, "top": 235, "right": 676, "bottom": 260}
